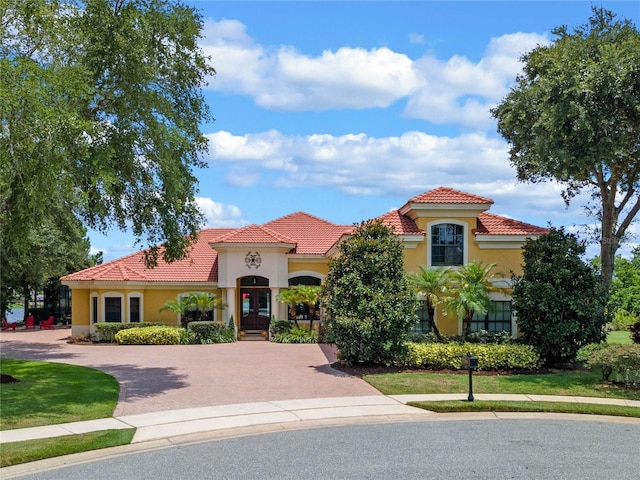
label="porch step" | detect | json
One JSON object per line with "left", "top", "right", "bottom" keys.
{"left": 239, "top": 333, "right": 269, "bottom": 341}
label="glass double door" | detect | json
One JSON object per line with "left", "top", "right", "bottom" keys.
{"left": 240, "top": 288, "right": 271, "bottom": 331}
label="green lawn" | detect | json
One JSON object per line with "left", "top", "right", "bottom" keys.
{"left": 0, "top": 430, "right": 135, "bottom": 468}
{"left": 363, "top": 371, "right": 640, "bottom": 401}
{"left": 408, "top": 400, "right": 640, "bottom": 418}
{"left": 0, "top": 359, "right": 120, "bottom": 430}
{"left": 607, "top": 330, "right": 633, "bottom": 344}
{"left": 0, "top": 358, "right": 127, "bottom": 467}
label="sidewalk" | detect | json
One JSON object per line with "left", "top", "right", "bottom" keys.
{"left": 2, "top": 394, "right": 639, "bottom": 445}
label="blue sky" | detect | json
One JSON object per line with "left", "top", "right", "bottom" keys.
{"left": 89, "top": 1, "right": 640, "bottom": 262}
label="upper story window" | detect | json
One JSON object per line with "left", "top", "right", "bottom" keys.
{"left": 431, "top": 223, "right": 464, "bottom": 266}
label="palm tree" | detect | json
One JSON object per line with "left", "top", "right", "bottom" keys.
{"left": 276, "top": 289, "right": 300, "bottom": 327}
{"left": 406, "top": 266, "right": 451, "bottom": 337}
{"left": 187, "top": 293, "right": 224, "bottom": 321}
{"left": 294, "top": 285, "right": 322, "bottom": 331}
{"left": 444, "top": 261, "right": 507, "bottom": 335}
{"left": 160, "top": 296, "right": 193, "bottom": 329}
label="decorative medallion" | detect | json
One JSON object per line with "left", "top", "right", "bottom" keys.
{"left": 245, "top": 251, "right": 262, "bottom": 269}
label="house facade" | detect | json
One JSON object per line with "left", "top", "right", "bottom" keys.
{"left": 62, "top": 187, "right": 547, "bottom": 337}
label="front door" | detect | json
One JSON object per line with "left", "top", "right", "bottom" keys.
{"left": 240, "top": 288, "right": 271, "bottom": 331}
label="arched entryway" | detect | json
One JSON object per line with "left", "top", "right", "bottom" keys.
{"left": 240, "top": 276, "right": 270, "bottom": 331}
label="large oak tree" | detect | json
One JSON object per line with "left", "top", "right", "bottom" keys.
{"left": 0, "top": 0, "right": 214, "bottom": 269}
{"left": 491, "top": 7, "right": 640, "bottom": 291}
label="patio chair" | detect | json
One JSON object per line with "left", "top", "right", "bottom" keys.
{"left": 2, "top": 318, "right": 16, "bottom": 330}
{"left": 39, "top": 316, "right": 56, "bottom": 329}
{"left": 24, "top": 315, "right": 36, "bottom": 329}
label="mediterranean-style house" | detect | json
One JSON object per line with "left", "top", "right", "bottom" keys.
{"left": 62, "top": 187, "right": 547, "bottom": 338}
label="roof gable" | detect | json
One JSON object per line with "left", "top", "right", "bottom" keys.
{"left": 264, "top": 211, "right": 352, "bottom": 254}
{"left": 210, "top": 224, "right": 297, "bottom": 246}
{"left": 408, "top": 187, "right": 494, "bottom": 205}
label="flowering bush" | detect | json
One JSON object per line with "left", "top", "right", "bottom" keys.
{"left": 585, "top": 344, "right": 640, "bottom": 381}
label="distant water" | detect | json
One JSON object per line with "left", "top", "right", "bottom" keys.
{"left": 6, "top": 307, "right": 24, "bottom": 322}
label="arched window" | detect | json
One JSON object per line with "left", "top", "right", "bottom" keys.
{"left": 430, "top": 222, "right": 465, "bottom": 266}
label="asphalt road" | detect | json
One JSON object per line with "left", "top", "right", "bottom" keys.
{"left": 12, "top": 419, "right": 640, "bottom": 480}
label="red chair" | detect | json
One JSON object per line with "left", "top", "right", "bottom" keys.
{"left": 2, "top": 318, "right": 16, "bottom": 331}
{"left": 39, "top": 316, "right": 56, "bottom": 329}
{"left": 24, "top": 315, "right": 36, "bottom": 329}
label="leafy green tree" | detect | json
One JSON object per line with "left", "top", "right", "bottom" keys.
{"left": 609, "top": 247, "right": 640, "bottom": 316}
{"left": 276, "top": 285, "right": 322, "bottom": 330}
{"left": 491, "top": 7, "right": 640, "bottom": 292}
{"left": 1, "top": 0, "right": 214, "bottom": 266}
{"left": 512, "top": 227, "right": 607, "bottom": 366}
{"left": 406, "top": 266, "right": 451, "bottom": 337}
{"left": 321, "top": 220, "right": 417, "bottom": 365}
{"left": 276, "top": 289, "right": 301, "bottom": 328}
{"left": 443, "top": 261, "right": 505, "bottom": 335}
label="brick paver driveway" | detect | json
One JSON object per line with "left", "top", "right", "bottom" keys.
{"left": 0, "top": 329, "right": 380, "bottom": 416}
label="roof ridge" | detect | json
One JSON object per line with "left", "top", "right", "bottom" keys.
{"left": 409, "top": 186, "right": 494, "bottom": 204}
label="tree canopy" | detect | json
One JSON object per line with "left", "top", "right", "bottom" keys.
{"left": 0, "top": 0, "right": 214, "bottom": 268}
{"left": 321, "top": 220, "right": 417, "bottom": 365}
{"left": 491, "top": 7, "right": 640, "bottom": 291}
{"left": 512, "top": 227, "right": 607, "bottom": 366}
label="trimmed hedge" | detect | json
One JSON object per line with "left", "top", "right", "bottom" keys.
{"left": 94, "top": 322, "right": 167, "bottom": 343}
{"left": 404, "top": 342, "right": 540, "bottom": 371}
{"left": 115, "top": 326, "right": 181, "bottom": 345}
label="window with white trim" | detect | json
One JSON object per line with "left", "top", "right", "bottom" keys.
{"left": 431, "top": 223, "right": 464, "bottom": 266}
{"left": 102, "top": 292, "right": 124, "bottom": 323}
{"left": 128, "top": 292, "right": 143, "bottom": 323}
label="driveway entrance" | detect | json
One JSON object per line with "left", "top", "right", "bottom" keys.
{"left": 0, "top": 329, "right": 381, "bottom": 416}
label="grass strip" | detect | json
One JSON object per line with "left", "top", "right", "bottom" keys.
{"left": 1, "top": 359, "right": 119, "bottom": 430}
{"left": 363, "top": 371, "right": 640, "bottom": 401}
{"left": 408, "top": 400, "right": 640, "bottom": 418}
{"left": 0, "top": 429, "right": 136, "bottom": 467}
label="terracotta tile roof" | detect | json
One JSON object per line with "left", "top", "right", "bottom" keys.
{"left": 377, "top": 210, "right": 423, "bottom": 235}
{"left": 408, "top": 187, "right": 494, "bottom": 205}
{"left": 62, "top": 228, "right": 233, "bottom": 283}
{"left": 474, "top": 212, "right": 548, "bottom": 236}
{"left": 264, "top": 212, "right": 352, "bottom": 254}
{"left": 210, "top": 224, "right": 297, "bottom": 246}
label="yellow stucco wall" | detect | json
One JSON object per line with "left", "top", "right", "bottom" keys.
{"left": 70, "top": 289, "right": 90, "bottom": 327}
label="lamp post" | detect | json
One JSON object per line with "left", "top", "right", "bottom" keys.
{"left": 463, "top": 352, "right": 478, "bottom": 401}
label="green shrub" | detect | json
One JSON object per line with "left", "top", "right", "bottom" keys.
{"left": 611, "top": 309, "right": 639, "bottom": 331}
{"left": 449, "top": 330, "right": 514, "bottom": 344}
{"left": 94, "top": 322, "right": 167, "bottom": 343}
{"left": 188, "top": 321, "right": 235, "bottom": 344}
{"left": 576, "top": 342, "right": 607, "bottom": 365}
{"left": 586, "top": 344, "right": 640, "bottom": 381}
{"left": 405, "top": 342, "right": 540, "bottom": 371}
{"left": 272, "top": 327, "right": 318, "bottom": 344}
{"left": 269, "top": 320, "right": 293, "bottom": 336}
{"left": 115, "top": 326, "right": 181, "bottom": 345}
{"left": 179, "top": 329, "right": 196, "bottom": 345}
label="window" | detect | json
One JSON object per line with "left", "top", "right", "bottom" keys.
{"left": 409, "top": 300, "right": 432, "bottom": 334}
{"left": 91, "top": 294, "right": 98, "bottom": 324}
{"left": 470, "top": 301, "right": 512, "bottom": 334}
{"left": 288, "top": 276, "right": 321, "bottom": 321}
{"left": 104, "top": 297, "right": 122, "bottom": 323}
{"left": 431, "top": 223, "right": 464, "bottom": 266}
{"left": 129, "top": 297, "right": 141, "bottom": 323}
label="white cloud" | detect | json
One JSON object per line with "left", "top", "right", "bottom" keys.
{"left": 404, "top": 32, "right": 549, "bottom": 128}
{"left": 195, "top": 197, "right": 246, "bottom": 228}
{"left": 200, "top": 20, "right": 422, "bottom": 111}
{"left": 200, "top": 20, "right": 549, "bottom": 125}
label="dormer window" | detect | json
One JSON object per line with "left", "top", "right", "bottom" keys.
{"left": 431, "top": 223, "right": 464, "bottom": 266}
